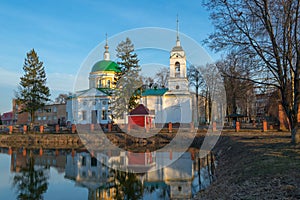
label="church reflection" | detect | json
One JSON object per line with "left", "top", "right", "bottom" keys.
{"left": 4, "top": 147, "right": 215, "bottom": 200}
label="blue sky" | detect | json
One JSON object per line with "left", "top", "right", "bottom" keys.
{"left": 0, "top": 0, "right": 217, "bottom": 113}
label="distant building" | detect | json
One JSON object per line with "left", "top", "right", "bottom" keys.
{"left": 35, "top": 103, "right": 66, "bottom": 126}
{"left": 12, "top": 99, "right": 67, "bottom": 125}
{"left": 255, "top": 91, "right": 279, "bottom": 122}
{"left": 12, "top": 99, "right": 30, "bottom": 125}
{"left": 1, "top": 111, "right": 14, "bottom": 125}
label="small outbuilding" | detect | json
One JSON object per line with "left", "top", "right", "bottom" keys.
{"left": 128, "top": 104, "right": 154, "bottom": 130}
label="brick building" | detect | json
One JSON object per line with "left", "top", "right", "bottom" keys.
{"left": 12, "top": 99, "right": 66, "bottom": 126}
{"left": 35, "top": 103, "right": 67, "bottom": 126}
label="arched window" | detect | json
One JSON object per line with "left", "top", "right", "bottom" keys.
{"left": 175, "top": 62, "right": 180, "bottom": 77}
{"left": 97, "top": 79, "right": 102, "bottom": 88}
{"left": 107, "top": 80, "right": 111, "bottom": 88}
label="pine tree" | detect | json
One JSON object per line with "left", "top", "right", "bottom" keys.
{"left": 112, "top": 38, "right": 142, "bottom": 119}
{"left": 15, "top": 49, "right": 50, "bottom": 126}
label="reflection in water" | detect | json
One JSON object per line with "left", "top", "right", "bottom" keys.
{"left": 12, "top": 150, "right": 49, "bottom": 200}
{"left": 112, "top": 170, "right": 143, "bottom": 200}
{"left": 2, "top": 147, "right": 215, "bottom": 200}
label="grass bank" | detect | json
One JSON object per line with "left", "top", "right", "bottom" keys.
{"left": 194, "top": 131, "right": 300, "bottom": 199}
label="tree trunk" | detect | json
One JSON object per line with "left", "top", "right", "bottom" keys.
{"left": 196, "top": 86, "right": 199, "bottom": 124}
{"left": 30, "top": 111, "right": 35, "bottom": 130}
{"left": 208, "top": 94, "right": 212, "bottom": 122}
{"left": 291, "top": 127, "right": 300, "bottom": 144}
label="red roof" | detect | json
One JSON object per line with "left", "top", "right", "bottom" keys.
{"left": 129, "top": 104, "right": 150, "bottom": 115}
{"left": 2, "top": 111, "right": 13, "bottom": 120}
{"left": 128, "top": 152, "right": 146, "bottom": 165}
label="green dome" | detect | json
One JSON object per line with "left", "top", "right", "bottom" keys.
{"left": 91, "top": 60, "right": 121, "bottom": 73}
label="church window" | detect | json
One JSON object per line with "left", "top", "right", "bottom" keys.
{"left": 175, "top": 62, "right": 180, "bottom": 71}
{"left": 102, "top": 109, "right": 107, "bottom": 120}
{"left": 82, "top": 156, "right": 86, "bottom": 166}
{"left": 175, "top": 62, "right": 180, "bottom": 77}
{"left": 178, "top": 186, "right": 182, "bottom": 192}
{"left": 91, "top": 157, "right": 97, "bottom": 167}
{"left": 97, "top": 79, "right": 102, "bottom": 88}
{"left": 82, "top": 111, "right": 87, "bottom": 120}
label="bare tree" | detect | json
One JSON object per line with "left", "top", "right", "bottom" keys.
{"left": 203, "top": 0, "right": 300, "bottom": 143}
{"left": 141, "top": 76, "right": 154, "bottom": 89}
{"left": 216, "top": 53, "right": 256, "bottom": 118}
{"left": 54, "top": 93, "right": 69, "bottom": 104}
{"left": 200, "top": 64, "right": 225, "bottom": 124}
{"left": 154, "top": 67, "right": 169, "bottom": 88}
{"left": 188, "top": 65, "right": 205, "bottom": 123}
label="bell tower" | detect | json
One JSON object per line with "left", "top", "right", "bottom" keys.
{"left": 168, "top": 16, "right": 189, "bottom": 93}
{"left": 163, "top": 17, "right": 192, "bottom": 124}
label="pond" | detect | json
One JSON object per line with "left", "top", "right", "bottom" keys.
{"left": 0, "top": 147, "right": 215, "bottom": 200}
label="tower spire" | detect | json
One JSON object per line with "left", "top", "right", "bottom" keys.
{"left": 176, "top": 14, "right": 180, "bottom": 46}
{"left": 104, "top": 33, "right": 110, "bottom": 60}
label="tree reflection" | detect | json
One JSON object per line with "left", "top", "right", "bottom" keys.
{"left": 12, "top": 154, "right": 49, "bottom": 200}
{"left": 112, "top": 169, "right": 143, "bottom": 200}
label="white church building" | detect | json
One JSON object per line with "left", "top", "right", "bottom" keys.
{"left": 141, "top": 33, "right": 192, "bottom": 124}
{"left": 66, "top": 40, "right": 118, "bottom": 125}
{"left": 67, "top": 30, "right": 193, "bottom": 126}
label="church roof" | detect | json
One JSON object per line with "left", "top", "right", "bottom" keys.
{"left": 129, "top": 104, "right": 150, "bottom": 115}
{"left": 171, "top": 45, "right": 184, "bottom": 52}
{"left": 142, "top": 88, "right": 168, "bottom": 96}
{"left": 97, "top": 88, "right": 112, "bottom": 95}
{"left": 91, "top": 60, "right": 121, "bottom": 73}
{"left": 69, "top": 88, "right": 112, "bottom": 98}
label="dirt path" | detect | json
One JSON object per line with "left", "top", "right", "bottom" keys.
{"left": 194, "top": 131, "right": 300, "bottom": 199}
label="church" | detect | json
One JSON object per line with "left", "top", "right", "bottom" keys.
{"left": 66, "top": 40, "right": 118, "bottom": 125}
{"left": 66, "top": 29, "right": 193, "bottom": 126}
{"left": 141, "top": 32, "right": 192, "bottom": 124}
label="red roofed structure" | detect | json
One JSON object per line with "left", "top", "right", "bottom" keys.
{"left": 128, "top": 104, "right": 154, "bottom": 129}
{"left": 1, "top": 111, "right": 14, "bottom": 125}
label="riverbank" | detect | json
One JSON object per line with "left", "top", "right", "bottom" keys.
{"left": 0, "top": 131, "right": 205, "bottom": 151}
{"left": 194, "top": 131, "right": 300, "bottom": 199}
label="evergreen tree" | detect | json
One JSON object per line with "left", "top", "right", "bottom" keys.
{"left": 13, "top": 154, "right": 49, "bottom": 200}
{"left": 15, "top": 49, "right": 50, "bottom": 126}
{"left": 113, "top": 170, "right": 143, "bottom": 200}
{"left": 112, "top": 38, "right": 142, "bottom": 119}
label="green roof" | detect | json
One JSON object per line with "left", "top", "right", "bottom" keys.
{"left": 97, "top": 88, "right": 113, "bottom": 95}
{"left": 142, "top": 88, "right": 168, "bottom": 96}
{"left": 91, "top": 60, "right": 121, "bottom": 73}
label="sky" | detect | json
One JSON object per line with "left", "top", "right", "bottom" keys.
{"left": 0, "top": 0, "right": 217, "bottom": 114}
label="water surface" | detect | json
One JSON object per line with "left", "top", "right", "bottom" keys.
{"left": 0, "top": 147, "right": 214, "bottom": 200}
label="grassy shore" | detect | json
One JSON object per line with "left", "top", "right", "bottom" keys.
{"left": 194, "top": 131, "right": 300, "bottom": 199}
